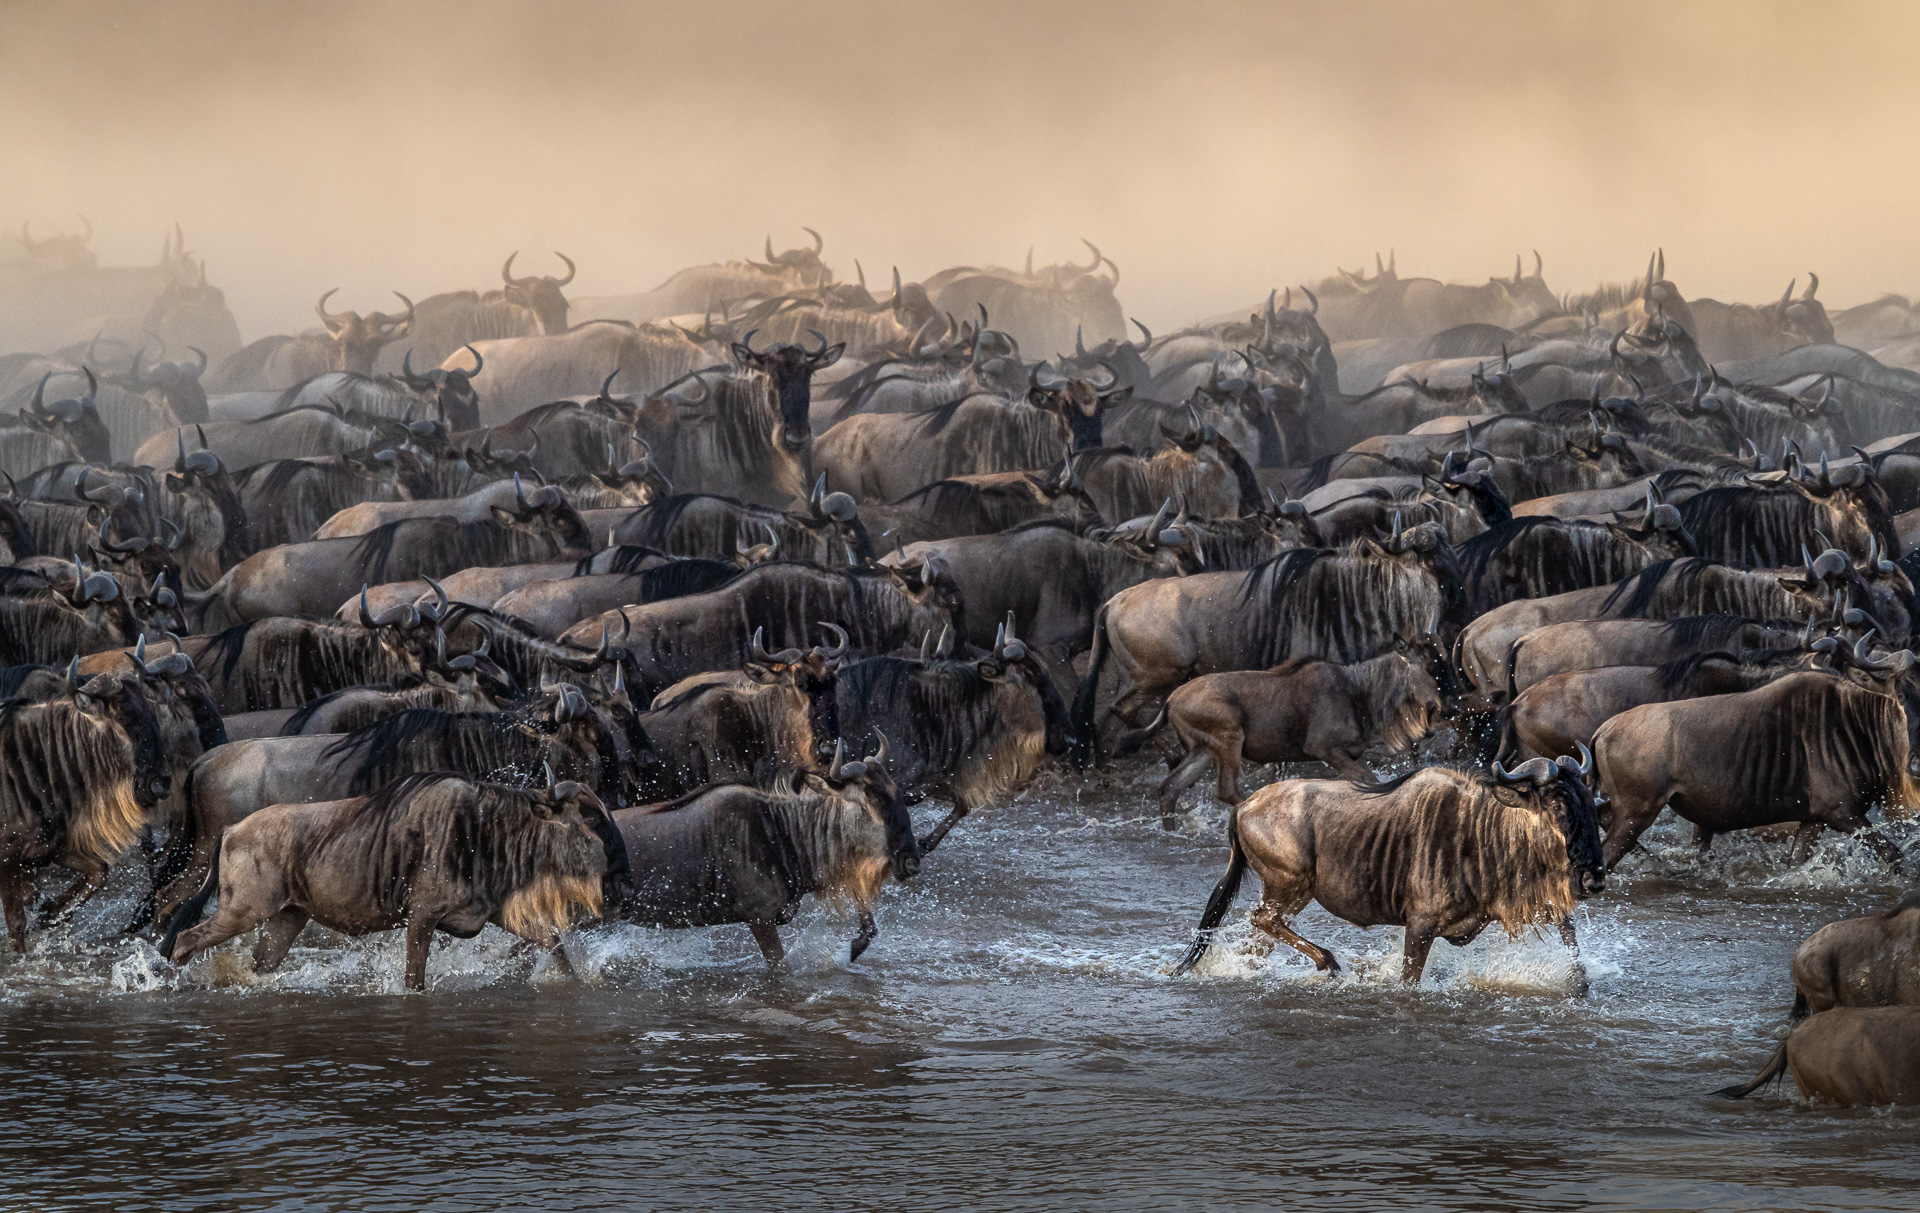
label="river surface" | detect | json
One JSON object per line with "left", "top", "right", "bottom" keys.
{"left": 2, "top": 757, "right": 1917, "bottom": 1212}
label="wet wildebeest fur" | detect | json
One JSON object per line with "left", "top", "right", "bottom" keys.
{"left": 1501, "top": 614, "right": 1810, "bottom": 697}
{"left": 0, "top": 673, "right": 171, "bottom": 948}
{"left": 1715, "top": 1006, "right": 1920, "bottom": 1105}
{"left": 1454, "top": 505, "right": 1696, "bottom": 616}
{"left": 1673, "top": 470, "right": 1898, "bottom": 569}
{"left": 1174, "top": 757, "right": 1604, "bottom": 984}
{"left": 162, "top": 772, "right": 609, "bottom": 991}
{"left": 607, "top": 737, "right": 919, "bottom": 964}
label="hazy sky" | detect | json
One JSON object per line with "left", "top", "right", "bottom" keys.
{"left": 5, "top": 0, "right": 1917, "bottom": 339}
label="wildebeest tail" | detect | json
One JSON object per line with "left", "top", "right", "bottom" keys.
{"left": 1069, "top": 604, "right": 1112, "bottom": 770}
{"left": 1114, "top": 702, "right": 1170, "bottom": 758}
{"left": 1172, "top": 809, "right": 1249, "bottom": 976}
{"left": 147, "top": 763, "right": 206, "bottom": 924}
{"left": 1712, "top": 1036, "right": 1791, "bottom": 1100}
{"left": 1490, "top": 702, "right": 1519, "bottom": 767}
{"left": 156, "top": 833, "right": 221, "bottom": 960}
{"left": 1791, "top": 989, "right": 1810, "bottom": 1021}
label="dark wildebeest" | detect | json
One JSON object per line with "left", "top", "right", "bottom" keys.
{"left": 1119, "top": 642, "right": 1454, "bottom": 827}
{"left": 893, "top": 506, "right": 1200, "bottom": 692}
{"left": 834, "top": 617, "right": 1071, "bottom": 850}
{"left": 162, "top": 771, "right": 609, "bottom": 991}
{"left": 0, "top": 667, "right": 172, "bottom": 948}
{"left": 864, "top": 462, "right": 1103, "bottom": 544}
{"left": 490, "top": 557, "right": 747, "bottom": 639}
{"left": 610, "top": 477, "right": 875, "bottom": 563}
{"left": 1172, "top": 754, "right": 1605, "bottom": 985}
{"left": 192, "top": 478, "right": 594, "bottom": 627}
{"left": 1501, "top": 614, "right": 1813, "bottom": 697}
{"left": 1593, "top": 652, "right": 1920, "bottom": 868}
{"left": 1073, "top": 521, "right": 1464, "bottom": 761}
{"left": 1, "top": 370, "right": 113, "bottom": 477}
{"left": 1715, "top": 1007, "right": 1920, "bottom": 1105}
{"left": 1672, "top": 459, "right": 1898, "bottom": 569}
{"left": 0, "top": 558, "right": 153, "bottom": 666}
{"left": 184, "top": 600, "right": 432, "bottom": 713}
{"left": 634, "top": 627, "right": 843, "bottom": 798}
{"left": 233, "top": 445, "right": 437, "bottom": 548}
{"left": 1455, "top": 492, "right": 1697, "bottom": 615}
{"left": 607, "top": 735, "right": 919, "bottom": 964}
{"left": 559, "top": 556, "right": 963, "bottom": 698}
{"left": 634, "top": 330, "right": 840, "bottom": 508}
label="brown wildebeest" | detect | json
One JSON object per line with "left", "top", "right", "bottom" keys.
{"left": 1173, "top": 755, "right": 1604, "bottom": 985}
{"left": 1501, "top": 614, "right": 1810, "bottom": 697}
{"left": 161, "top": 771, "right": 610, "bottom": 991}
{"left": 1592, "top": 657, "right": 1920, "bottom": 869}
{"left": 1716, "top": 894, "right": 1920, "bottom": 1102}
{"left": 1497, "top": 648, "right": 1813, "bottom": 765}
{"left": 1716, "top": 1007, "right": 1920, "bottom": 1105}
{"left": 607, "top": 736, "right": 919, "bottom": 964}
{"left": 1116, "top": 644, "right": 1451, "bottom": 828}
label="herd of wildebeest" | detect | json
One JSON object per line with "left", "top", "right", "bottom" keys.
{"left": 3, "top": 222, "right": 1920, "bottom": 1103}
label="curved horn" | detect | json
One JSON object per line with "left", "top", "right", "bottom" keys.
{"left": 750, "top": 626, "right": 773, "bottom": 664}
{"left": 598, "top": 368, "right": 620, "bottom": 400}
{"left": 1299, "top": 284, "right": 1318, "bottom": 314}
{"left": 501, "top": 251, "right": 522, "bottom": 285}
{"left": 358, "top": 585, "right": 376, "bottom": 628}
{"left": 813, "top": 621, "right": 849, "bottom": 658}
{"left": 552, "top": 251, "right": 575, "bottom": 286}
{"left": 316, "top": 287, "right": 347, "bottom": 329}
{"left": 460, "top": 344, "right": 483, "bottom": 377}
{"left": 803, "top": 227, "right": 823, "bottom": 254}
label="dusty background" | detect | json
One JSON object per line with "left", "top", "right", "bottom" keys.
{"left": 4, "top": 0, "right": 1911, "bottom": 337}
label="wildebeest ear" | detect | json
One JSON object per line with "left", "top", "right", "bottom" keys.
{"left": 811, "top": 342, "right": 845, "bottom": 368}
{"left": 730, "top": 343, "right": 758, "bottom": 368}
{"left": 164, "top": 473, "right": 189, "bottom": 494}
{"left": 743, "top": 663, "right": 778, "bottom": 684}
{"left": 490, "top": 506, "right": 518, "bottom": 528}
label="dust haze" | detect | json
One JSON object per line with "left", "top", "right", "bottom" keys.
{"left": 6, "top": 0, "right": 1916, "bottom": 341}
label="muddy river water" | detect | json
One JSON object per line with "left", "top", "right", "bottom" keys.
{"left": 1, "top": 759, "right": 1916, "bottom": 1211}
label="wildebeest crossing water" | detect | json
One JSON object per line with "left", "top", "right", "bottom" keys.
{"left": 0, "top": 761, "right": 1911, "bottom": 1210}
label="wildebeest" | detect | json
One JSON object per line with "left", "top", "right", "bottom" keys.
{"left": 1455, "top": 493, "right": 1697, "bottom": 615}
{"left": 1073, "top": 521, "right": 1463, "bottom": 759}
{"left": 234, "top": 445, "right": 436, "bottom": 548}
{"left": 162, "top": 771, "right": 609, "bottom": 991}
{"left": 184, "top": 605, "right": 430, "bottom": 713}
{"left": 859, "top": 462, "right": 1103, "bottom": 544}
{"left": 0, "top": 666, "right": 171, "bottom": 947}
{"left": 1715, "top": 1007, "right": 1920, "bottom": 1105}
{"left": 1502, "top": 614, "right": 1814, "bottom": 698}
{"left": 1787, "top": 896, "right": 1920, "bottom": 1019}
{"left": 834, "top": 617, "right": 1070, "bottom": 849}
{"left": 1688, "top": 276, "right": 1834, "bottom": 364}
{"left": 1119, "top": 642, "right": 1453, "bottom": 827}
{"left": 1, "top": 370, "right": 112, "bottom": 477}
{"left": 611, "top": 478, "right": 874, "bottom": 563}
{"left": 560, "top": 556, "right": 963, "bottom": 697}
{"left": 314, "top": 290, "right": 415, "bottom": 374}
{"left": 371, "top": 252, "right": 575, "bottom": 375}
{"left": 1172, "top": 754, "right": 1604, "bottom": 984}
{"left": 607, "top": 735, "right": 919, "bottom": 964}
{"left": 1593, "top": 652, "right": 1920, "bottom": 868}
{"left": 191, "top": 478, "right": 593, "bottom": 627}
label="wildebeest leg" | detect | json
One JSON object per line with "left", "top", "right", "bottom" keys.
{"left": 0, "top": 867, "right": 27, "bottom": 951}
{"left": 917, "top": 798, "right": 974, "bottom": 853}
{"left": 1157, "top": 749, "right": 1215, "bottom": 830}
{"left": 748, "top": 920, "right": 785, "bottom": 966}
{"left": 36, "top": 861, "right": 108, "bottom": 929}
{"left": 1789, "top": 823, "right": 1823, "bottom": 866}
{"left": 403, "top": 914, "right": 440, "bottom": 992}
{"left": 1401, "top": 920, "right": 1439, "bottom": 984}
{"left": 1558, "top": 915, "right": 1590, "bottom": 997}
{"left": 1322, "top": 752, "right": 1377, "bottom": 783}
{"left": 250, "top": 908, "right": 309, "bottom": 973}
{"left": 849, "top": 909, "right": 878, "bottom": 961}
{"left": 1248, "top": 901, "right": 1339, "bottom": 972}
{"left": 1693, "top": 825, "right": 1714, "bottom": 854}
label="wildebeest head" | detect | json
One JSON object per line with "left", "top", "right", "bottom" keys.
{"left": 886, "top": 551, "right": 966, "bottom": 639}
{"left": 976, "top": 614, "right": 1073, "bottom": 757}
{"left": 1499, "top": 250, "right": 1560, "bottom": 324}
{"left": 20, "top": 369, "right": 111, "bottom": 464}
{"left": 88, "top": 513, "right": 183, "bottom": 600}
{"left": 17, "top": 216, "right": 95, "bottom": 271}
{"left": 1030, "top": 360, "right": 1129, "bottom": 450}
{"left": 1608, "top": 484, "right": 1698, "bottom": 559}
{"left": 1609, "top": 309, "right": 1709, "bottom": 386}
{"left": 732, "top": 328, "right": 842, "bottom": 450}
{"left": 118, "top": 343, "right": 209, "bottom": 426}
{"left": 1772, "top": 273, "right": 1835, "bottom": 349}
{"left": 126, "top": 634, "right": 226, "bottom": 753}
{"left": 399, "top": 346, "right": 484, "bottom": 431}
{"left": 1821, "top": 635, "right": 1920, "bottom": 777}
{"left": 1425, "top": 450, "right": 1514, "bottom": 529}
{"left": 748, "top": 228, "right": 832, "bottom": 289}
{"left": 816, "top": 732, "right": 920, "bottom": 882}
{"left": 1491, "top": 746, "right": 1604, "bottom": 897}
{"left": 67, "top": 663, "right": 172, "bottom": 808}
{"left": 316, "top": 289, "right": 415, "bottom": 375}
{"left": 1467, "top": 347, "right": 1528, "bottom": 413}
{"left": 501, "top": 251, "right": 576, "bottom": 335}
{"left": 489, "top": 475, "right": 594, "bottom": 555}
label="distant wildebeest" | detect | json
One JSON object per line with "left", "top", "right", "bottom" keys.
{"left": 1173, "top": 754, "right": 1604, "bottom": 984}
{"left": 1120, "top": 642, "right": 1454, "bottom": 827}
{"left": 162, "top": 771, "right": 610, "bottom": 991}
{"left": 607, "top": 735, "right": 919, "bottom": 964}
{"left": 611, "top": 478, "right": 875, "bottom": 564}
{"left": 1454, "top": 492, "right": 1696, "bottom": 615}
